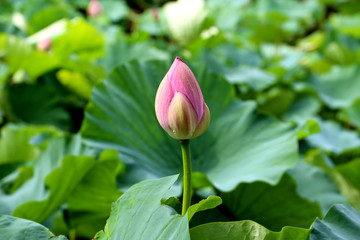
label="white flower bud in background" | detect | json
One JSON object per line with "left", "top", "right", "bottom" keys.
{"left": 12, "top": 12, "right": 27, "bottom": 31}
{"left": 163, "top": 0, "right": 207, "bottom": 46}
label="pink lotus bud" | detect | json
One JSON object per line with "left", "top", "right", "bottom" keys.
{"left": 87, "top": 0, "right": 102, "bottom": 18}
{"left": 151, "top": 8, "right": 159, "bottom": 21}
{"left": 155, "top": 57, "right": 210, "bottom": 140}
{"left": 37, "top": 37, "right": 51, "bottom": 51}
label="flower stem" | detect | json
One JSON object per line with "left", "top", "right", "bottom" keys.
{"left": 180, "top": 139, "right": 192, "bottom": 216}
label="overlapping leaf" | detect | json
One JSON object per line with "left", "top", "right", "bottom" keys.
{"left": 0, "top": 135, "right": 94, "bottom": 215}
{"left": 306, "top": 65, "right": 360, "bottom": 109}
{"left": 190, "top": 221, "right": 310, "bottom": 240}
{"left": 311, "top": 204, "right": 360, "bottom": 240}
{"left": 220, "top": 174, "right": 322, "bottom": 231}
{"left": 0, "top": 215, "right": 67, "bottom": 240}
{"left": 340, "top": 98, "right": 360, "bottom": 128}
{"left": 288, "top": 161, "right": 347, "bottom": 214}
{"left": 188, "top": 196, "right": 222, "bottom": 221}
{"left": 13, "top": 151, "right": 122, "bottom": 239}
{"left": 0, "top": 34, "right": 59, "bottom": 80}
{"left": 95, "top": 175, "right": 189, "bottom": 240}
{"left": 0, "top": 124, "right": 60, "bottom": 165}
{"left": 306, "top": 119, "right": 360, "bottom": 155}
{"left": 305, "top": 151, "right": 360, "bottom": 211}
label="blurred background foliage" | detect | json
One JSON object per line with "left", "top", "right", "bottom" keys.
{"left": 1, "top": 0, "right": 360, "bottom": 239}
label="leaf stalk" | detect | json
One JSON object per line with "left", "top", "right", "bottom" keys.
{"left": 180, "top": 139, "right": 192, "bottom": 216}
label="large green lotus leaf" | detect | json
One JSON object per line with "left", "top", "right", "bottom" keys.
{"left": 0, "top": 215, "right": 67, "bottom": 240}
{"left": 288, "top": 161, "right": 347, "bottom": 214}
{"left": 306, "top": 119, "right": 360, "bottom": 155}
{"left": 306, "top": 65, "right": 360, "bottom": 109}
{"left": 94, "top": 175, "right": 189, "bottom": 240}
{"left": 311, "top": 204, "right": 360, "bottom": 240}
{"left": 190, "top": 221, "right": 310, "bottom": 240}
{"left": 220, "top": 174, "right": 321, "bottom": 231}
{"left": 81, "top": 60, "right": 299, "bottom": 192}
{"left": 0, "top": 135, "right": 95, "bottom": 215}
{"left": 0, "top": 124, "right": 60, "bottom": 165}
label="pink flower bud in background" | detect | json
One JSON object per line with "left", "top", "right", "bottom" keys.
{"left": 151, "top": 8, "right": 159, "bottom": 21}
{"left": 155, "top": 57, "right": 210, "bottom": 140}
{"left": 87, "top": 0, "right": 102, "bottom": 18}
{"left": 37, "top": 37, "right": 51, "bottom": 51}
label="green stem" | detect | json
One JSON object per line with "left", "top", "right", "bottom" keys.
{"left": 180, "top": 139, "right": 192, "bottom": 216}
